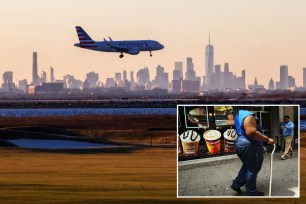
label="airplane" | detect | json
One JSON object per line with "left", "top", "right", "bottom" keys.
{"left": 74, "top": 26, "right": 164, "bottom": 58}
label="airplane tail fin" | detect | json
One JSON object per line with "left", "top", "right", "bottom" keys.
{"left": 75, "top": 26, "right": 94, "bottom": 44}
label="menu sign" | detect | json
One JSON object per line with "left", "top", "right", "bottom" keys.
{"left": 184, "top": 106, "right": 209, "bottom": 128}
{"left": 214, "top": 106, "right": 235, "bottom": 126}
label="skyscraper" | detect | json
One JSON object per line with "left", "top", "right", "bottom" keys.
{"left": 174, "top": 61, "right": 183, "bottom": 79}
{"left": 288, "top": 75, "right": 296, "bottom": 88}
{"left": 137, "top": 67, "right": 150, "bottom": 86}
{"left": 214, "top": 65, "right": 221, "bottom": 90}
{"left": 32, "top": 52, "right": 39, "bottom": 85}
{"left": 123, "top": 70, "right": 127, "bottom": 81}
{"left": 130, "top": 71, "right": 135, "bottom": 83}
{"left": 1, "top": 71, "right": 15, "bottom": 92}
{"left": 185, "top": 57, "right": 195, "bottom": 81}
{"left": 280, "top": 65, "right": 288, "bottom": 90}
{"left": 115, "top": 72, "right": 125, "bottom": 87}
{"left": 115, "top": 72, "right": 122, "bottom": 82}
{"left": 154, "top": 65, "right": 168, "bottom": 90}
{"left": 63, "top": 75, "right": 81, "bottom": 89}
{"left": 18, "top": 79, "right": 28, "bottom": 92}
{"left": 205, "top": 33, "right": 214, "bottom": 90}
{"left": 41, "top": 71, "right": 47, "bottom": 83}
{"left": 86, "top": 71, "right": 99, "bottom": 88}
{"left": 223, "top": 63, "right": 229, "bottom": 88}
{"left": 105, "top": 78, "right": 116, "bottom": 88}
{"left": 241, "top": 70, "right": 246, "bottom": 90}
{"left": 50, "top": 66, "right": 55, "bottom": 83}
{"left": 129, "top": 71, "right": 136, "bottom": 91}
{"left": 173, "top": 70, "right": 181, "bottom": 81}
{"left": 2, "top": 71, "right": 13, "bottom": 84}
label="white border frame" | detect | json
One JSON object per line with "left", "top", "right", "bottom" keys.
{"left": 177, "top": 104, "right": 300, "bottom": 198}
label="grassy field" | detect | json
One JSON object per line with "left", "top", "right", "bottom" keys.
{"left": 0, "top": 147, "right": 177, "bottom": 204}
{"left": 0, "top": 145, "right": 305, "bottom": 204}
{"left": 0, "top": 115, "right": 305, "bottom": 203}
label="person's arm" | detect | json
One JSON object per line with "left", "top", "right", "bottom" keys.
{"left": 285, "top": 122, "right": 295, "bottom": 129}
{"left": 243, "top": 115, "right": 274, "bottom": 144}
{"left": 280, "top": 122, "right": 285, "bottom": 129}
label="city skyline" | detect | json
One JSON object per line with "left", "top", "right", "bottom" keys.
{"left": 1, "top": 51, "right": 306, "bottom": 93}
{"left": 1, "top": 51, "right": 303, "bottom": 94}
{"left": 1, "top": 0, "right": 306, "bottom": 86}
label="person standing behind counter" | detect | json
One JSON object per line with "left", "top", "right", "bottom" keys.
{"left": 280, "top": 115, "right": 295, "bottom": 160}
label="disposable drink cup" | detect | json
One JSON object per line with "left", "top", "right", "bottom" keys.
{"left": 181, "top": 141, "right": 199, "bottom": 155}
{"left": 180, "top": 130, "right": 200, "bottom": 156}
{"left": 203, "top": 130, "right": 221, "bottom": 155}
{"left": 223, "top": 129, "right": 237, "bottom": 153}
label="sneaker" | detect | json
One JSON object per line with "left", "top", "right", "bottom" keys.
{"left": 290, "top": 152, "right": 294, "bottom": 157}
{"left": 230, "top": 185, "right": 242, "bottom": 193}
{"left": 280, "top": 155, "right": 286, "bottom": 160}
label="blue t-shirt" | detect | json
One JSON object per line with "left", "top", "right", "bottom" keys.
{"left": 234, "top": 110, "right": 263, "bottom": 146}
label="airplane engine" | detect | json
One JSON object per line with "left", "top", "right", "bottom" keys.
{"left": 128, "top": 49, "right": 140, "bottom": 55}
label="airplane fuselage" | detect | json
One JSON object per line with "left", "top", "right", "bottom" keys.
{"left": 74, "top": 40, "right": 163, "bottom": 54}
{"left": 74, "top": 26, "right": 164, "bottom": 57}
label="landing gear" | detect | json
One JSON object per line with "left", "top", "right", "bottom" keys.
{"left": 119, "top": 53, "right": 124, "bottom": 58}
{"left": 150, "top": 51, "right": 152, "bottom": 57}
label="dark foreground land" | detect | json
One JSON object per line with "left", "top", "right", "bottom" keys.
{"left": 0, "top": 114, "right": 175, "bottom": 130}
{"left": 1, "top": 147, "right": 306, "bottom": 203}
{"left": 0, "top": 147, "right": 177, "bottom": 204}
{"left": 0, "top": 115, "right": 305, "bottom": 203}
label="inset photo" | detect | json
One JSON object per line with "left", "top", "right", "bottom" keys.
{"left": 177, "top": 105, "right": 300, "bottom": 198}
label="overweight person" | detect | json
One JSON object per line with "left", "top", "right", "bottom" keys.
{"left": 231, "top": 110, "right": 274, "bottom": 196}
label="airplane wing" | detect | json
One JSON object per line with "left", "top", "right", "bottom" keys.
{"left": 103, "top": 39, "right": 129, "bottom": 52}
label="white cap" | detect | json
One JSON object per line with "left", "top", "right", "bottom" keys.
{"left": 180, "top": 130, "right": 200, "bottom": 142}
{"left": 223, "top": 129, "right": 237, "bottom": 141}
{"left": 203, "top": 130, "right": 221, "bottom": 141}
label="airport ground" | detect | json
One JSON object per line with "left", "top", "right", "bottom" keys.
{"left": 0, "top": 115, "right": 305, "bottom": 203}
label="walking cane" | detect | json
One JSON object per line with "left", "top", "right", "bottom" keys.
{"left": 269, "top": 143, "right": 276, "bottom": 197}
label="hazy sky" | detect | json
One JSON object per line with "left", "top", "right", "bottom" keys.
{"left": 1, "top": 0, "right": 306, "bottom": 87}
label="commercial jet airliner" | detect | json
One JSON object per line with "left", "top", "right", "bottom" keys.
{"left": 74, "top": 26, "right": 164, "bottom": 58}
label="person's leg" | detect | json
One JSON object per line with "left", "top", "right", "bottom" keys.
{"left": 232, "top": 139, "right": 264, "bottom": 195}
{"left": 288, "top": 136, "right": 294, "bottom": 156}
{"left": 232, "top": 164, "right": 247, "bottom": 189}
{"left": 282, "top": 136, "right": 293, "bottom": 157}
{"left": 281, "top": 136, "right": 285, "bottom": 152}
{"left": 244, "top": 144, "right": 264, "bottom": 195}
{"left": 231, "top": 139, "right": 250, "bottom": 192}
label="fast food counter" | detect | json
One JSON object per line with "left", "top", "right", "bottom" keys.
{"left": 177, "top": 105, "right": 299, "bottom": 162}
